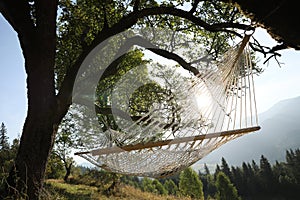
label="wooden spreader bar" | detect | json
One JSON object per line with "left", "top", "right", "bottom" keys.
{"left": 75, "top": 126, "right": 260, "bottom": 156}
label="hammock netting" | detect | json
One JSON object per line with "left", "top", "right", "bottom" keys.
{"left": 75, "top": 35, "right": 260, "bottom": 178}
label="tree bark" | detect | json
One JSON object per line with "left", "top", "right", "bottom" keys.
{"left": 4, "top": 40, "right": 63, "bottom": 200}
{"left": 5, "top": 111, "right": 58, "bottom": 199}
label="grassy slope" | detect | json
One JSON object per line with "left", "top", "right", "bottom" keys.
{"left": 44, "top": 179, "right": 191, "bottom": 200}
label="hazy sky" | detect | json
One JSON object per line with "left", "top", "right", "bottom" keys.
{"left": 1, "top": 14, "right": 300, "bottom": 143}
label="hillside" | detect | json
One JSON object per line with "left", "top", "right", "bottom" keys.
{"left": 195, "top": 96, "right": 300, "bottom": 169}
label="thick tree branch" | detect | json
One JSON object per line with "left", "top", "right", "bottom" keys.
{"left": 0, "top": 0, "right": 36, "bottom": 60}
{"left": 34, "top": 0, "right": 57, "bottom": 67}
{"left": 116, "top": 36, "right": 200, "bottom": 75}
{"left": 132, "top": 7, "right": 252, "bottom": 32}
{"left": 0, "top": 0, "right": 35, "bottom": 36}
{"left": 57, "top": 5, "right": 251, "bottom": 113}
{"left": 149, "top": 49, "right": 199, "bottom": 75}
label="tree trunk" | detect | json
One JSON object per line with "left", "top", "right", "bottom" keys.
{"left": 64, "top": 163, "right": 73, "bottom": 182}
{"left": 3, "top": 46, "right": 64, "bottom": 199}
{"left": 3, "top": 59, "right": 69, "bottom": 199}
{"left": 5, "top": 116, "right": 58, "bottom": 199}
{"left": 2, "top": 3, "right": 63, "bottom": 196}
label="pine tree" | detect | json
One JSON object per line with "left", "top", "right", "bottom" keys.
{"left": 200, "top": 164, "right": 216, "bottom": 199}
{"left": 179, "top": 167, "right": 204, "bottom": 199}
{"left": 251, "top": 160, "right": 259, "bottom": 173}
{"left": 286, "top": 149, "right": 295, "bottom": 165}
{"left": 286, "top": 149, "right": 300, "bottom": 183}
{"left": 259, "top": 155, "right": 274, "bottom": 194}
{"left": 221, "top": 157, "right": 231, "bottom": 179}
{"left": 0, "top": 122, "right": 9, "bottom": 150}
{"left": 293, "top": 149, "right": 300, "bottom": 182}
{"left": 284, "top": 148, "right": 300, "bottom": 199}
{"left": 231, "top": 166, "right": 245, "bottom": 196}
{"left": 163, "top": 179, "right": 178, "bottom": 196}
{"left": 214, "top": 164, "right": 221, "bottom": 180}
{"left": 249, "top": 160, "right": 261, "bottom": 195}
{"left": 204, "top": 163, "right": 210, "bottom": 175}
{"left": 142, "top": 178, "right": 156, "bottom": 193}
{"left": 199, "top": 170, "right": 208, "bottom": 198}
{"left": 206, "top": 174, "right": 217, "bottom": 198}
{"left": 216, "top": 172, "right": 241, "bottom": 200}
{"left": 152, "top": 179, "right": 167, "bottom": 195}
{"left": 0, "top": 137, "right": 18, "bottom": 184}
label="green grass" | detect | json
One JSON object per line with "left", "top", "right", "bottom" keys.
{"left": 44, "top": 179, "right": 101, "bottom": 200}
{"left": 44, "top": 179, "right": 191, "bottom": 200}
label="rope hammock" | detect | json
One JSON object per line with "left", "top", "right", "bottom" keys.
{"left": 75, "top": 34, "right": 260, "bottom": 178}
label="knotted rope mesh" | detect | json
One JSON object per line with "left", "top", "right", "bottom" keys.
{"left": 75, "top": 35, "right": 260, "bottom": 178}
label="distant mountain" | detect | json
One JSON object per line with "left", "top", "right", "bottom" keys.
{"left": 194, "top": 96, "right": 300, "bottom": 170}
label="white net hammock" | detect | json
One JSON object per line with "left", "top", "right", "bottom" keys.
{"left": 75, "top": 35, "right": 260, "bottom": 178}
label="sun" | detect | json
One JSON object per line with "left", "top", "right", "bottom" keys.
{"left": 195, "top": 86, "right": 213, "bottom": 113}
